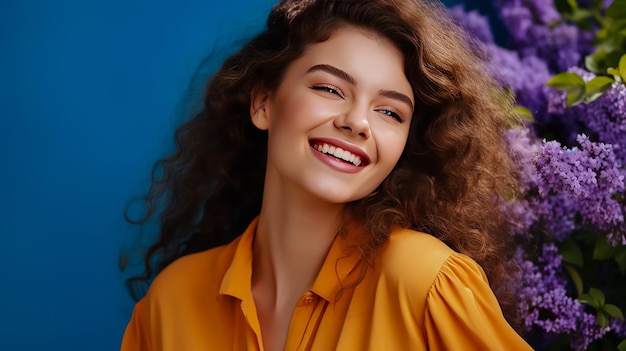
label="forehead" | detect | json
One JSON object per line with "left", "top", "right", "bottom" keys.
{"left": 284, "top": 25, "right": 413, "bottom": 96}
{"left": 301, "top": 25, "right": 404, "bottom": 66}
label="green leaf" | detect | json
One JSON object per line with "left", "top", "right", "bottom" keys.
{"left": 546, "top": 73, "right": 587, "bottom": 106}
{"left": 608, "top": 67, "right": 622, "bottom": 80}
{"left": 593, "top": 237, "right": 618, "bottom": 260}
{"left": 566, "top": 0, "right": 580, "bottom": 10}
{"left": 586, "top": 54, "right": 604, "bottom": 74}
{"left": 579, "top": 293, "right": 600, "bottom": 309}
{"left": 589, "top": 287, "right": 606, "bottom": 306}
{"left": 569, "top": 9, "right": 594, "bottom": 28}
{"left": 606, "top": 0, "right": 626, "bottom": 19}
{"left": 620, "top": 54, "right": 626, "bottom": 83}
{"left": 603, "top": 304, "right": 624, "bottom": 320}
{"left": 597, "top": 311, "right": 610, "bottom": 328}
{"left": 567, "top": 89, "right": 587, "bottom": 106}
{"left": 617, "top": 339, "right": 626, "bottom": 351}
{"left": 546, "top": 72, "right": 586, "bottom": 91}
{"left": 514, "top": 106, "right": 534, "bottom": 121}
{"left": 615, "top": 248, "right": 626, "bottom": 274}
{"left": 559, "top": 240, "right": 584, "bottom": 267}
{"left": 585, "top": 76, "right": 614, "bottom": 102}
{"left": 564, "top": 265, "right": 584, "bottom": 296}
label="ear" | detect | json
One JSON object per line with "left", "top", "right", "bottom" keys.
{"left": 250, "top": 85, "right": 271, "bottom": 131}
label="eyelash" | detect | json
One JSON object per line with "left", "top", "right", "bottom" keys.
{"left": 311, "top": 84, "right": 344, "bottom": 98}
{"left": 311, "top": 84, "right": 405, "bottom": 123}
{"left": 376, "top": 109, "right": 404, "bottom": 123}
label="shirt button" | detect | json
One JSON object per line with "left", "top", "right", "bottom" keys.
{"left": 303, "top": 296, "right": 315, "bottom": 304}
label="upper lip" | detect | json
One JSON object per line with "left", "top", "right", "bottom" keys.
{"left": 309, "top": 137, "right": 371, "bottom": 166}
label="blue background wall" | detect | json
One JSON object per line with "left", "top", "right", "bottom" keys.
{"left": 1, "top": 0, "right": 478, "bottom": 349}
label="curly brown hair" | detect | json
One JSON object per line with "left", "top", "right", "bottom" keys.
{"left": 124, "top": 0, "right": 523, "bottom": 328}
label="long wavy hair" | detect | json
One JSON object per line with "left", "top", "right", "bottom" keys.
{"left": 124, "top": 0, "right": 523, "bottom": 328}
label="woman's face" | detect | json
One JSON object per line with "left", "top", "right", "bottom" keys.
{"left": 251, "top": 25, "right": 414, "bottom": 204}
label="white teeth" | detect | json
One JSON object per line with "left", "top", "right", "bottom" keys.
{"left": 314, "top": 143, "right": 363, "bottom": 166}
{"left": 334, "top": 148, "right": 344, "bottom": 158}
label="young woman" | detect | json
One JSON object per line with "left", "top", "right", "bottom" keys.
{"left": 121, "top": 0, "right": 533, "bottom": 350}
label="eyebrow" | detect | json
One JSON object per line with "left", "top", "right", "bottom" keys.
{"left": 306, "top": 64, "right": 414, "bottom": 111}
{"left": 307, "top": 64, "right": 356, "bottom": 86}
{"left": 378, "top": 89, "right": 414, "bottom": 111}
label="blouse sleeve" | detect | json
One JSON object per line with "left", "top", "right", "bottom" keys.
{"left": 120, "top": 299, "right": 151, "bottom": 351}
{"left": 423, "top": 253, "right": 533, "bottom": 350}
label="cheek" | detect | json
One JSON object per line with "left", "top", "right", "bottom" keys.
{"left": 390, "top": 137, "right": 408, "bottom": 160}
{"left": 269, "top": 94, "right": 311, "bottom": 129}
{"left": 376, "top": 127, "right": 410, "bottom": 165}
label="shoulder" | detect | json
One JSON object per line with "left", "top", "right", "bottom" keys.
{"left": 374, "top": 228, "right": 486, "bottom": 304}
{"left": 369, "top": 229, "right": 531, "bottom": 349}
{"left": 378, "top": 228, "right": 458, "bottom": 281}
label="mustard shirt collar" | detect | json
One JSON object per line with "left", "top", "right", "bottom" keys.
{"left": 219, "top": 216, "right": 363, "bottom": 303}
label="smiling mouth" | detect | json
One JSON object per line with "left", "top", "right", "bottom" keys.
{"left": 312, "top": 142, "right": 363, "bottom": 167}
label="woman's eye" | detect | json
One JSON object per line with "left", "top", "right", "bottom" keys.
{"left": 377, "top": 109, "right": 404, "bottom": 123}
{"left": 311, "top": 85, "right": 343, "bottom": 98}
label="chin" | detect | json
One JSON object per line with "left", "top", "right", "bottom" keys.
{"left": 311, "top": 187, "right": 375, "bottom": 205}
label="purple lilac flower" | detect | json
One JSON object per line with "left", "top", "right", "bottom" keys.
{"left": 610, "top": 318, "right": 626, "bottom": 338}
{"left": 589, "top": 83, "right": 626, "bottom": 159}
{"left": 546, "top": 67, "right": 597, "bottom": 143}
{"left": 493, "top": 0, "right": 593, "bottom": 72}
{"left": 535, "top": 195, "right": 578, "bottom": 242}
{"left": 534, "top": 135, "right": 625, "bottom": 244}
{"left": 448, "top": 5, "right": 553, "bottom": 121}
{"left": 528, "top": 0, "right": 562, "bottom": 23}
{"left": 505, "top": 199, "right": 537, "bottom": 236}
{"left": 570, "top": 313, "right": 610, "bottom": 351}
{"left": 504, "top": 127, "right": 541, "bottom": 236}
{"left": 547, "top": 88, "right": 567, "bottom": 115}
{"left": 483, "top": 44, "right": 551, "bottom": 118}
{"left": 579, "top": 83, "right": 626, "bottom": 165}
{"left": 547, "top": 67, "right": 626, "bottom": 164}
{"left": 448, "top": 5, "right": 494, "bottom": 44}
{"left": 506, "top": 127, "right": 541, "bottom": 189}
{"left": 516, "top": 244, "right": 607, "bottom": 349}
{"left": 505, "top": 128, "right": 578, "bottom": 240}
{"left": 493, "top": 0, "right": 533, "bottom": 44}
{"left": 546, "top": 67, "right": 598, "bottom": 116}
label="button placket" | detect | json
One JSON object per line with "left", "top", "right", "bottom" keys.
{"left": 284, "top": 292, "right": 322, "bottom": 350}
{"left": 303, "top": 295, "right": 315, "bottom": 305}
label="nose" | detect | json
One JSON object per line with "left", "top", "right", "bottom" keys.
{"left": 334, "top": 105, "right": 370, "bottom": 138}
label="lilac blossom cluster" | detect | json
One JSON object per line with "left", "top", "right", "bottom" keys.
{"left": 571, "top": 313, "right": 612, "bottom": 351}
{"left": 548, "top": 67, "right": 626, "bottom": 164}
{"left": 535, "top": 135, "right": 625, "bottom": 244}
{"left": 492, "top": 0, "right": 594, "bottom": 72}
{"left": 611, "top": 318, "right": 626, "bottom": 338}
{"left": 449, "top": 6, "right": 551, "bottom": 120}
{"left": 517, "top": 244, "right": 609, "bottom": 349}
{"left": 535, "top": 194, "right": 578, "bottom": 242}
{"left": 504, "top": 127, "right": 577, "bottom": 243}
{"left": 450, "top": 2, "right": 625, "bottom": 348}
{"left": 504, "top": 127, "right": 540, "bottom": 235}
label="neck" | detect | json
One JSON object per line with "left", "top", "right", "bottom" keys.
{"left": 252, "top": 172, "right": 345, "bottom": 308}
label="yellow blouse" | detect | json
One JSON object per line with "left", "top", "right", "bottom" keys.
{"left": 121, "top": 218, "right": 533, "bottom": 350}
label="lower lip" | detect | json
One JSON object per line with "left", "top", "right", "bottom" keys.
{"left": 311, "top": 146, "right": 364, "bottom": 174}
